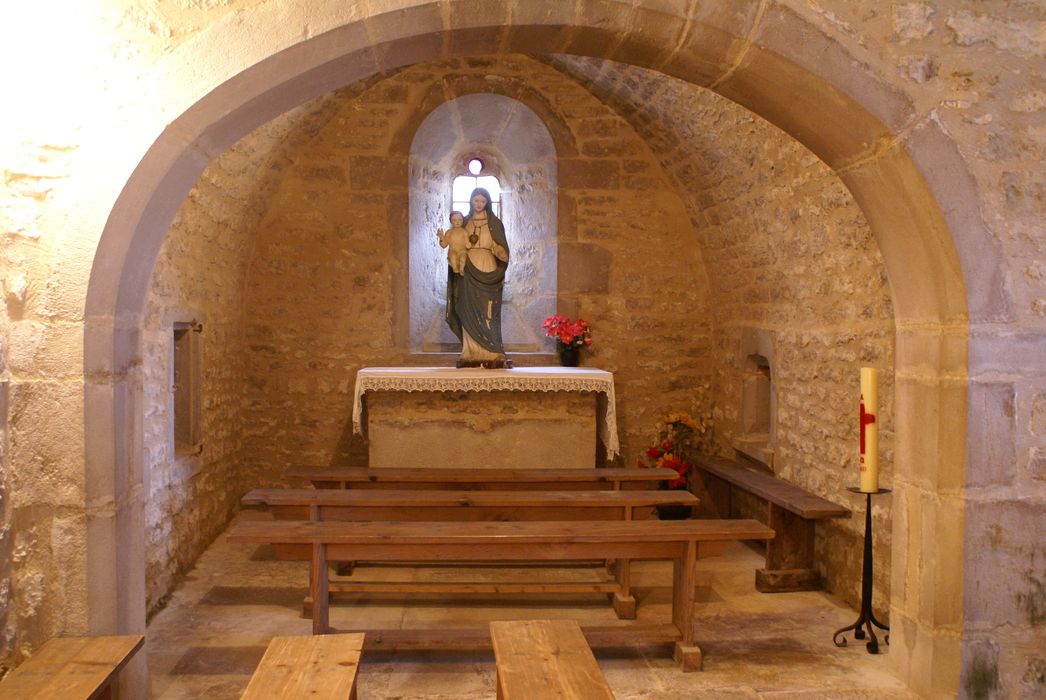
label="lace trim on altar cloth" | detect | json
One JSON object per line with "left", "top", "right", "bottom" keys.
{"left": 352, "top": 367, "right": 620, "bottom": 459}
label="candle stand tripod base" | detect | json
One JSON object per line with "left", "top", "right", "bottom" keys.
{"left": 833, "top": 487, "right": 890, "bottom": 654}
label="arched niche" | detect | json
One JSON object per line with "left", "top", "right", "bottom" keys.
{"left": 82, "top": 6, "right": 984, "bottom": 697}
{"left": 408, "top": 94, "right": 557, "bottom": 353}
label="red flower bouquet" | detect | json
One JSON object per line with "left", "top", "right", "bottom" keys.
{"left": 542, "top": 314, "right": 593, "bottom": 349}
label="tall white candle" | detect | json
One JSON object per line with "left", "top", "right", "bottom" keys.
{"left": 859, "top": 367, "right": 879, "bottom": 493}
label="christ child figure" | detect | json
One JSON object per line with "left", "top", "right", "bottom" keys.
{"left": 437, "top": 211, "right": 469, "bottom": 275}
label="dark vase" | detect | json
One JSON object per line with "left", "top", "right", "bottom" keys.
{"left": 557, "top": 341, "right": 580, "bottom": 367}
{"left": 656, "top": 503, "right": 693, "bottom": 520}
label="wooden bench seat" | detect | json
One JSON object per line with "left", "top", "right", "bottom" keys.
{"left": 243, "top": 487, "right": 697, "bottom": 522}
{"left": 692, "top": 455, "right": 850, "bottom": 592}
{"left": 490, "top": 620, "right": 614, "bottom": 699}
{"left": 0, "top": 635, "right": 144, "bottom": 700}
{"left": 241, "top": 633, "right": 364, "bottom": 700}
{"left": 287, "top": 466, "right": 678, "bottom": 491}
{"left": 243, "top": 488, "right": 698, "bottom": 618}
{"left": 227, "top": 518, "right": 775, "bottom": 671}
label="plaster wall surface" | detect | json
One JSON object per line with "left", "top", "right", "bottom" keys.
{"left": 0, "top": 2, "right": 1043, "bottom": 697}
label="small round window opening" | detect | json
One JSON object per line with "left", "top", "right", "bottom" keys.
{"left": 453, "top": 159, "right": 501, "bottom": 218}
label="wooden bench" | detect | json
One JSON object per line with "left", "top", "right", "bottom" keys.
{"left": 0, "top": 635, "right": 144, "bottom": 699}
{"left": 241, "top": 633, "right": 364, "bottom": 700}
{"left": 287, "top": 466, "right": 678, "bottom": 491}
{"left": 490, "top": 620, "right": 614, "bottom": 700}
{"left": 243, "top": 488, "right": 698, "bottom": 618}
{"left": 243, "top": 487, "right": 697, "bottom": 522}
{"left": 691, "top": 455, "right": 850, "bottom": 592}
{"left": 227, "top": 518, "right": 775, "bottom": 671}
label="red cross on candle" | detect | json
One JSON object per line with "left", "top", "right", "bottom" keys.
{"left": 859, "top": 396, "right": 876, "bottom": 455}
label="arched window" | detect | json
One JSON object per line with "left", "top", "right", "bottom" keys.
{"left": 408, "top": 95, "right": 557, "bottom": 354}
{"left": 452, "top": 159, "right": 501, "bottom": 218}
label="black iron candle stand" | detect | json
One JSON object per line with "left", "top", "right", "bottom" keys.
{"left": 833, "top": 487, "right": 890, "bottom": 653}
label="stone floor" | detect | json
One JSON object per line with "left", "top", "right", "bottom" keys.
{"left": 147, "top": 511, "right": 914, "bottom": 699}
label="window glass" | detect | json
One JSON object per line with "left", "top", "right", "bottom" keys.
{"left": 453, "top": 172, "right": 501, "bottom": 218}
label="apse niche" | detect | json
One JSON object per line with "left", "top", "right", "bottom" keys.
{"left": 408, "top": 93, "right": 557, "bottom": 353}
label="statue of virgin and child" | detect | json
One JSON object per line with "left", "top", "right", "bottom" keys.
{"left": 435, "top": 187, "right": 511, "bottom": 368}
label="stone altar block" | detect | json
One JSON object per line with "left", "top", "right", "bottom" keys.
{"left": 353, "top": 367, "right": 619, "bottom": 469}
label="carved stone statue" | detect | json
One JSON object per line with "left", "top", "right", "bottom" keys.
{"left": 436, "top": 211, "right": 468, "bottom": 276}
{"left": 444, "top": 187, "right": 511, "bottom": 368}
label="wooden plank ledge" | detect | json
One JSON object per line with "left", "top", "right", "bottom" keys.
{"left": 228, "top": 518, "right": 774, "bottom": 547}
{"left": 244, "top": 488, "right": 696, "bottom": 509}
{"left": 694, "top": 456, "right": 849, "bottom": 519}
{"left": 0, "top": 635, "right": 144, "bottom": 700}
{"left": 288, "top": 466, "right": 677, "bottom": 490}
{"left": 692, "top": 455, "right": 848, "bottom": 593}
{"left": 241, "top": 634, "right": 364, "bottom": 700}
{"left": 491, "top": 620, "right": 615, "bottom": 699}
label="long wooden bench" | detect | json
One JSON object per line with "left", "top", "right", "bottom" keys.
{"left": 227, "top": 518, "right": 775, "bottom": 671}
{"left": 0, "top": 635, "right": 144, "bottom": 699}
{"left": 241, "top": 633, "right": 365, "bottom": 700}
{"left": 287, "top": 466, "right": 678, "bottom": 491}
{"left": 490, "top": 620, "right": 614, "bottom": 699}
{"left": 243, "top": 487, "right": 697, "bottom": 522}
{"left": 243, "top": 488, "right": 698, "bottom": 618}
{"left": 692, "top": 455, "right": 850, "bottom": 592}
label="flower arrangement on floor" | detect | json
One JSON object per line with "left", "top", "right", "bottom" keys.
{"left": 636, "top": 412, "right": 710, "bottom": 490}
{"left": 542, "top": 314, "right": 592, "bottom": 366}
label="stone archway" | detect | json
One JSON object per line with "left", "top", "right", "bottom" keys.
{"left": 84, "top": 5, "right": 986, "bottom": 697}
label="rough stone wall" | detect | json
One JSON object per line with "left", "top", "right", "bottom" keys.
{"left": 0, "top": 2, "right": 1043, "bottom": 695}
{"left": 140, "top": 97, "right": 345, "bottom": 614}
{"left": 0, "top": 243, "right": 12, "bottom": 664}
{"left": 552, "top": 58, "right": 896, "bottom": 614}
{"left": 0, "top": 146, "right": 89, "bottom": 665}
{"left": 239, "top": 55, "right": 713, "bottom": 488}
{"left": 763, "top": 3, "right": 1046, "bottom": 694}
{"left": 141, "top": 186, "right": 249, "bottom": 614}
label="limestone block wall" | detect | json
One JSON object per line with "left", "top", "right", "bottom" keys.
{"left": 0, "top": 3, "right": 1043, "bottom": 695}
{"left": 139, "top": 98, "right": 345, "bottom": 614}
{"left": 141, "top": 171, "right": 250, "bottom": 614}
{"left": 140, "top": 51, "right": 896, "bottom": 621}
{"left": 756, "top": 3, "right": 1046, "bottom": 693}
{"left": 0, "top": 252, "right": 12, "bottom": 661}
{"left": 552, "top": 57, "right": 896, "bottom": 613}
{"left": 0, "top": 150, "right": 89, "bottom": 662}
{"left": 239, "top": 55, "right": 714, "bottom": 490}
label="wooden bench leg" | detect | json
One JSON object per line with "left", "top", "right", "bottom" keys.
{"left": 612, "top": 559, "right": 637, "bottom": 619}
{"left": 757, "top": 505, "right": 821, "bottom": 592}
{"left": 301, "top": 560, "right": 340, "bottom": 615}
{"left": 692, "top": 470, "right": 730, "bottom": 518}
{"left": 672, "top": 541, "right": 702, "bottom": 671}
{"left": 311, "top": 543, "right": 330, "bottom": 634}
{"left": 673, "top": 642, "right": 703, "bottom": 672}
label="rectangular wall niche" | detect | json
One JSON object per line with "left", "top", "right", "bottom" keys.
{"left": 735, "top": 326, "right": 776, "bottom": 468}
{"left": 173, "top": 321, "right": 202, "bottom": 455}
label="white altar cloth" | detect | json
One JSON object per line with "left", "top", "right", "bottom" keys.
{"left": 352, "top": 367, "right": 620, "bottom": 459}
